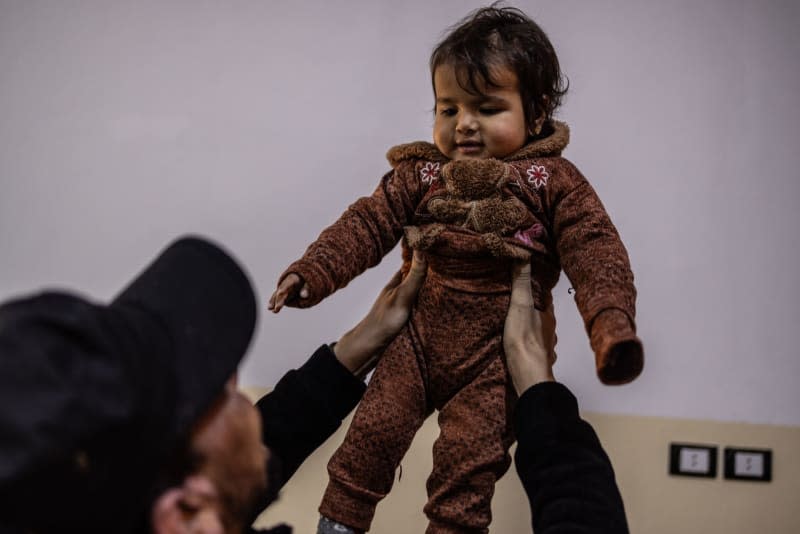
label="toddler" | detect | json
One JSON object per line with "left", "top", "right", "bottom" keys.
{"left": 270, "top": 6, "right": 643, "bottom": 533}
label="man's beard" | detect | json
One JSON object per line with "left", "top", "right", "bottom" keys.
{"left": 219, "top": 454, "right": 283, "bottom": 531}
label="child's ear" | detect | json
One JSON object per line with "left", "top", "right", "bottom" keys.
{"left": 528, "top": 114, "right": 546, "bottom": 136}
{"left": 528, "top": 98, "right": 549, "bottom": 136}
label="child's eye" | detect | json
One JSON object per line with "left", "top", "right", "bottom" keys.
{"left": 479, "top": 107, "right": 501, "bottom": 115}
{"left": 439, "top": 108, "right": 457, "bottom": 117}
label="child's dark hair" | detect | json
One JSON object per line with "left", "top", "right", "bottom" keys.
{"left": 430, "top": 4, "right": 568, "bottom": 128}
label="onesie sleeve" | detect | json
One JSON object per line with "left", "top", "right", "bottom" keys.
{"left": 550, "top": 160, "right": 643, "bottom": 384}
{"left": 279, "top": 160, "right": 423, "bottom": 307}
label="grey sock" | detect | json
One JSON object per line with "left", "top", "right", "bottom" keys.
{"left": 317, "top": 516, "right": 359, "bottom": 534}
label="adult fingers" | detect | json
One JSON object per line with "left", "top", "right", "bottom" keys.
{"left": 541, "top": 304, "right": 556, "bottom": 338}
{"left": 381, "top": 269, "right": 405, "bottom": 294}
{"left": 540, "top": 304, "right": 558, "bottom": 361}
{"left": 395, "top": 251, "right": 428, "bottom": 305}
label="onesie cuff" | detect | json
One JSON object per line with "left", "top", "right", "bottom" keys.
{"left": 589, "top": 308, "right": 644, "bottom": 385}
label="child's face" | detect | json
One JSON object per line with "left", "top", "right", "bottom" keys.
{"left": 433, "top": 64, "right": 528, "bottom": 160}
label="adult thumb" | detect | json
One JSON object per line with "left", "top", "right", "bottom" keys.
{"left": 510, "top": 261, "right": 534, "bottom": 307}
{"left": 397, "top": 251, "right": 427, "bottom": 304}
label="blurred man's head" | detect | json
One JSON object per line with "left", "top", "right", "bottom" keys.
{"left": 0, "top": 236, "right": 266, "bottom": 533}
{"left": 152, "top": 377, "right": 271, "bottom": 533}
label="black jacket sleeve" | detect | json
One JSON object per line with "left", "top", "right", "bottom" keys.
{"left": 255, "top": 344, "right": 366, "bottom": 488}
{"left": 514, "top": 382, "right": 629, "bottom": 534}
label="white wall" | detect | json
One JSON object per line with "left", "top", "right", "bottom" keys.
{"left": 1, "top": 0, "right": 798, "bottom": 425}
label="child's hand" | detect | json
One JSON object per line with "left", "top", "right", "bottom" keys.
{"left": 268, "top": 273, "right": 309, "bottom": 313}
{"left": 503, "top": 261, "right": 557, "bottom": 394}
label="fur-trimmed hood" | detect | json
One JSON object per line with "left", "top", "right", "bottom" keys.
{"left": 386, "top": 120, "right": 570, "bottom": 168}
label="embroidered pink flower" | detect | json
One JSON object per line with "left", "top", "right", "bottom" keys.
{"left": 526, "top": 164, "right": 549, "bottom": 189}
{"left": 514, "top": 223, "right": 545, "bottom": 246}
{"left": 419, "top": 162, "right": 440, "bottom": 184}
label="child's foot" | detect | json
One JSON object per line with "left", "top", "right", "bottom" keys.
{"left": 317, "top": 516, "right": 361, "bottom": 534}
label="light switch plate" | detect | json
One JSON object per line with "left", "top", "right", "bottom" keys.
{"left": 669, "top": 443, "right": 717, "bottom": 478}
{"left": 724, "top": 447, "right": 772, "bottom": 482}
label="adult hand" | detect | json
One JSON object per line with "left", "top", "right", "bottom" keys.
{"left": 334, "top": 251, "right": 428, "bottom": 378}
{"left": 504, "top": 261, "right": 557, "bottom": 395}
{"left": 151, "top": 475, "right": 225, "bottom": 534}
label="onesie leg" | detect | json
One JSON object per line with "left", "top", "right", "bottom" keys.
{"left": 320, "top": 327, "right": 430, "bottom": 532}
{"left": 424, "top": 357, "right": 516, "bottom": 533}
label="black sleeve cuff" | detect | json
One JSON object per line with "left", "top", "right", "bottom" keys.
{"left": 295, "top": 344, "right": 367, "bottom": 420}
{"left": 513, "top": 381, "right": 629, "bottom": 533}
{"left": 255, "top": 344, "right": 366, "bottom": 486}
{"left": 514, "top": 381, "right": 580, "bottom": 445}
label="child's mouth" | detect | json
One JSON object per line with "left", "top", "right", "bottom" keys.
{"left": 456, "top": 142, "right": 483, "bottom": 155}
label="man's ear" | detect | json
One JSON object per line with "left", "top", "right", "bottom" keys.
{"left": 151, "top": 476, "right": 224, "bottom": 534}
{"left": 152, "top": 487, "right": 191, "bottom": 534}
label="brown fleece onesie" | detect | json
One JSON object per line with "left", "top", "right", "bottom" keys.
{"left": 279, "top": 121, "right": 643, "bottom": 533}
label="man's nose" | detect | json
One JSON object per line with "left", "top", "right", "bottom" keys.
{"left": 456, "top": 111, "right": 478, "bottom": 133}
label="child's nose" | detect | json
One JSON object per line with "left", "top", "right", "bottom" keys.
{"left": 456, "top": 111, "right": 478, "bottom": 134}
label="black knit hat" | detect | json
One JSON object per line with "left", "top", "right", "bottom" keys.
{"left": 0, "top": 236, "right": 258, "bottom": 531}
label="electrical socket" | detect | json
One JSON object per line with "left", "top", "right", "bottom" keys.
{"left": 724, "top": 447, "right": 772, "bottom": 482}
{"left": 669, "top": 443, "right": 717, "bottom": 478}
